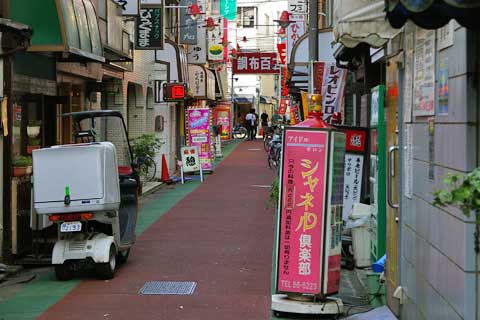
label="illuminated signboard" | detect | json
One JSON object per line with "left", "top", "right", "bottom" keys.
{"left": 163, "top": 83, "right": 187, "bottom": 101}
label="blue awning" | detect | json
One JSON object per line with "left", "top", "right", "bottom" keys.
{"left": 386, "top": 0, "right": 480, "bottom": 29}
{"left": 260, "top": 96, "right": 274, "bottom": 104}
{"left": 233, "top": 96, "right": 253, "bottom": 104}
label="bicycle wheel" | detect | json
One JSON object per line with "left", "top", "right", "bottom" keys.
{"left": 264, "top": 135, "right": 272, "bottom": 152}
{"left": 268, "top": 148, "right": 277, "bottom": 169}
{"left": 234, "top": 127, "right": 247, "bottom": 139}
{"left": 139, "top": 156, "right": 157, "bottom": 182}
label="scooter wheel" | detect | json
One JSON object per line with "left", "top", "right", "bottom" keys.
{"left": 95, "top": 244, "right": 116, "bottom": 280}
{"left": 117, "top": 248, "right": 130, "bottom": 265}
{"left": 55, "top": 262, "right": 73, "bottom": 281}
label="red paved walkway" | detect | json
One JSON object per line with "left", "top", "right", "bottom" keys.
{"left": 39, "top": 141, "right": 276, "bottom": 320}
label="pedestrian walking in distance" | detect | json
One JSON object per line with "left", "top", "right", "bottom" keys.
{"left": 245, "top": 109, "right": 257, "bottom": 140}
{"left": 260, "top": 111, "right": 269, "bottom": 138}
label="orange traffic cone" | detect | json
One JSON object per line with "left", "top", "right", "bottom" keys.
{"left": 161, "top": 154, "right": 172, "bottom": 183}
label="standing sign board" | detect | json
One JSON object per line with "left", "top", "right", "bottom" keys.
{"left": 275, "top": 127, "right": 345, "bottom": 296}
{"left": 187, "top": 107, "right": 213, "bottom": 171}
{"left": 135, "top": 5, "right": 163, "bottom": 49}
{"left": 180, "top": 146, "right": 204, "bottom": 183}
{"left": 213, "top": 104, "right": 232, "bottom": 141}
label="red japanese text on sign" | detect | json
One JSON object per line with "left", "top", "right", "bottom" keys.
{"left": 277, "top": 129, "right": 329, "bottom": 294}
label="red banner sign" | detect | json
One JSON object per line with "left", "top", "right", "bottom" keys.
{"left": 277, "top": 129, "right": 329, "bottom": 294}
{"left": 278, "top": 99, "right": 287, "bottom": 115}
{"left": 233, "top": 52, "right": 280, "bottom": 74}
{"left": 277, "top": 43, "right": 287, "bottom": 65}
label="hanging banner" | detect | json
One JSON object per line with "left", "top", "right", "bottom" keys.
{"left": 313, "top": 62, "right": 325, "bottom": 94}
{"left": 321, "top": 63, "right": 347, "bottom": 122}
{"left": 135, "top": 5, "right": 163, "bottom": 49}
{"left": 343, "top": 154, "right": 364, "bottom": 220}
{"left": 277, "top": 43, "right": 287, "bottom": 65}
{"left": 207, "top": 17, "right": 225, "bottom": 61}
{"left": 277, "top": 129, "right": 328, "bottom": 294}
{"left": 220, "top": 0, "right": 237, "bottom": 20}
{"left": 213, "top": 104, "right": 232, "bottom": 141}
{"left": 233, "top": 52, "right": 280, "bottom": 74}
{"left": 113, "top": 0, "right": 139, "bottom": 15}
{"left": 278, "top": 99, "right": 287, "bottom": 115}
{"left": 187, "top": 0, "right": 207, "bottom": 63}
{"left": 179, "top": 0, "right": 197, "bottom": 44}
{"left": 187, "top": 107, "right": 213, "bottom": 171}
{"left": 287, "top": 15, "right": 305, "bottom": 64}
{"left": 301, "top": 91, "right": 309, "bottom": 119}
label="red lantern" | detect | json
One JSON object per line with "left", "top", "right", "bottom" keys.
{"left": 274, "top": 11, "right": 294, "bottom": 28}
{"left": 205, "top": 17, "right": 218, "bottom": 31}
{"left": 187, "top": 4, "right": 204, "bottom": 21}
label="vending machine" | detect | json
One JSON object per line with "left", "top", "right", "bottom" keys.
{"left": 272, "top": 104, "right": 345, "bottom": 316}
{"left": 369, "top": 85, "right": 387, "bottom": 262}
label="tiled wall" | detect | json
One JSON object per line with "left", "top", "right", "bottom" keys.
{"left": 400, "top": 24, "right": 479, "bottom": 320}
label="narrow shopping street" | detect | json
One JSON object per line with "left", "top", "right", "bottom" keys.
{"left": 32, "top": 141, "right": 275, "bottom": 319}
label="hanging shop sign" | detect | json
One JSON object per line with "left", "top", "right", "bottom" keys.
{"left": 313, "top": 62, "right": 325, "bottom": 94}
{"left": 233, "top": 52, "right": 280, "bottom": 74}
{"left": 187, "top": 0, "right": 207, "bottom": 64}
{"left": 277, "top": 43, "right": 287, "bottom": 65}
{"left": 278, "top": 99, "right": 287, "bottom": 115}
{"left": 220, "top": 0, "right": 237, "bottom": 20}
{"left": 163, "top": 83, "right": 187, "bottom": 101}
{"left": 187, "top": 107, "right": 213, "bottom": 171}
{"left": 287, "top": 16, "right": 305, "bottom": 65}
{"left": 113, "top": 0, "right": 139, "bottom": 15}
{"left": 135, "top": 5, "right": 163, "bottom": 49}
{"left": 413, "top": 28, "right": 435, "bottom": 116}
{"left": 179, "top": 0, "right": 198, "bottom": 44}
{"left": 188, "top": 65, "right": 216, "bottom": 100}
{"left": 213, "top": 104, "right": 232, "bottom": 141}
{"left": 321, "top": 63, "right": 347, "bottom": 122}
{"left": 276, "top": 127, "right": 345, "bottom": 295}
{"left": 207, "top": 17, "right": 226, "bottom": 61}
{"left": 345, "top": 129, "right": 367, "bottom": 153}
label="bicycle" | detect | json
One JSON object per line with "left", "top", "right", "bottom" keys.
{"left": 137, "top": 155, "right": 157, "bottom": 182}
{"left": 267, "top": 134, "right": 282, "bottom": 170}
{"left": 232, "top": 124, "right": 247, "bottom": 139}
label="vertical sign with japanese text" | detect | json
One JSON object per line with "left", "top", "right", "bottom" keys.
{"left": 343, "top": 154, "right": 364, "bottom": 220}
{"left": 187, "top": 107, "right": 213, "bottom": 171}
{"left": 207, "top": 17, "right": 225, "bottom": 61}
{"left": 287, "top": 0, "right": 306, "bottom": 64}
{"left": 277, "top": 129, "right": 329, "bottom": 294}
{"left": 135, "top": 5, "right": 163, "bottom": 49}
{"left": 187, "top": 0, "right": 207, "bottom": 63}
{"left": 322, "top": 63, "right": 347, "bottom": 122}
{"left": 179, "top": 0, "right": 198, "bottom": 44}
{"left": 413, "top": 28, "right": 435, "bottom": 116}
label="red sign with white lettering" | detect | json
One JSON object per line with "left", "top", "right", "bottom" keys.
{"left": 345, "top": 129, "right": 367, "bottom": 153}
{"left": 233, "top": 52, "right": 280, "bottom": 74}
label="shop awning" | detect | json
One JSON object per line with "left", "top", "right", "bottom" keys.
{"left": 233, "top": 95, "right": 254, "bottom": 104}
{"left": 10, "top": 0, "right": 104, "bottom": 63}
{"left": 260, "top": 96, "right": 274, "bottom": 104}
{"left": 156, "top": 40, "right": 188, "bottom": 83}
{"left": 334, "top": 0, "right": 402, "bottom": 48}
{"left": 386, "top": 0, "right": 480, "bottom": 29}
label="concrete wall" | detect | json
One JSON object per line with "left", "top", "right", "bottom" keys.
{"left": 399, "top": 22, "right": 480, "bottom": 320}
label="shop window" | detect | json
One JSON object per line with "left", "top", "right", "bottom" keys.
{"left": 237, "top": 7, "right": 257, "bottom": 28}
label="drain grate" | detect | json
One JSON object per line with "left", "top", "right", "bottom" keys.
{"left": 139, "top": 281, "right": 197, "bottom": 295}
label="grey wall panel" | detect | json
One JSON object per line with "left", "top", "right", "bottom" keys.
{"left": 412, "top": 123, "right": 429, "bottom": 162}
{"left": 435, "top": 123, "right": 477, "bottom": 172}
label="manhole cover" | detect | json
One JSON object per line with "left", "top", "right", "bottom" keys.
{"left": 139, "top": 281, "right": 197, "bottom": 295}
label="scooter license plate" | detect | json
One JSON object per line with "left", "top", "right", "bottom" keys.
{"left": 60, "top": 221, "right": 82, "bottom": 232}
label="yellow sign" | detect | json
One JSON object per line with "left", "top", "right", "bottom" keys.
{"left": 2, "top": 96, "right": 8, "bottom": 136}
{"left": 301, "top": 91, "right": 309, "bottom": 119}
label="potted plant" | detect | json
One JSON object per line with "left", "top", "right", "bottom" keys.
{"left": 27, "top": 120, "right": 41, "bottom": 138}
{"left": 13, "top": 155, "right": 32, "bottom": 177}
{"left": 27, "top": 137, "right": 41, "bottom": 154}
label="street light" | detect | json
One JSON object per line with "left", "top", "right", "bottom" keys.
{"left": 274, "top": 11, "right": 294, "bottom": 28}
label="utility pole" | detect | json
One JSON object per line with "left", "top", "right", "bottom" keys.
{"left": 308, "top": 0, "right": 318, "bottom": 93}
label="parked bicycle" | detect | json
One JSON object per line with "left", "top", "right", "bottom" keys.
{"left": 232, "top": 124, "right": 247, "bottom": 139}
{"left": 267, "top": 133, "right": 282, "bottom": 170}
{"left": 137, "top": 155, "right": 157, "bottom": 182}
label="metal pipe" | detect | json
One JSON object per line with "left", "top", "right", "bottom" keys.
{"left": 308, "top": 0, "right": 318, "bottom": 93}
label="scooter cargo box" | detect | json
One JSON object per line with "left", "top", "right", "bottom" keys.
{"left": 33, "top": 142, "right": 121, "bottom": 214}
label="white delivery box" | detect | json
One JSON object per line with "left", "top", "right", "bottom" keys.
{"left": 33, "top": 142, "right": 121, "bottom": 214}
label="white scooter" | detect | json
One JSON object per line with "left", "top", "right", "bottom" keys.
{"left": 32, "top": 111, "right": 140, "bottom": 280}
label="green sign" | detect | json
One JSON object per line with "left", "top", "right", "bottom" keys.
{"left": 220, "top": 0, "right": 237, "bottom": 20}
